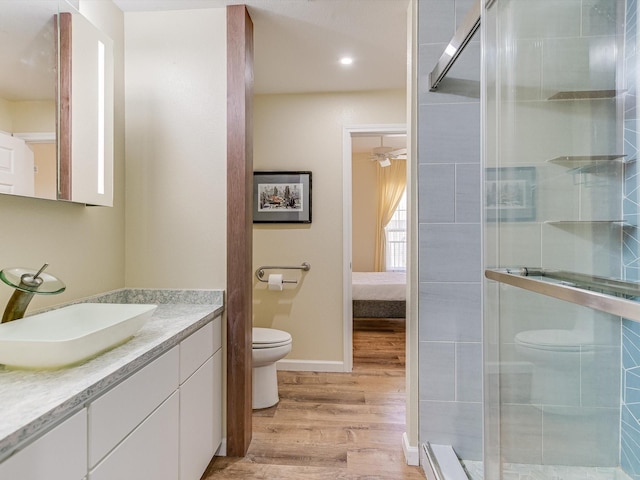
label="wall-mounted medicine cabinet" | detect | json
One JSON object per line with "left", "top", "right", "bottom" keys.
{"left": 0, "top": 0, "right": 114, "bottom": 206}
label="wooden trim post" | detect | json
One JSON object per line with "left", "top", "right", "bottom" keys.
{"left": 226, "top": 4, "right": 254, "bottom": 457}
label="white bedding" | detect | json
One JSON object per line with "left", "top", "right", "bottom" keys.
{"left": 352, "top": 272, "right": 406, "bottom": 301}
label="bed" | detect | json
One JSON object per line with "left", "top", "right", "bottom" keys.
{"left": 352, "top": 271, "right": 406, "bottom": 318}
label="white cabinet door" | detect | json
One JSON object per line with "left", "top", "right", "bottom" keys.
{"left": 212, "top": 348, "right": 223, "bottom": 452}
{"left": 0, "top": 133, "right": 34, "bottom": 197}
{"left": 180, "top": 356, "right": 214, "bottom": 480}
{"left": 88, "top": 346, "right": 179, "bottom": 467}
{"left": 89, "top": 392, "right": 179, "bottom": 480}
{"left": 0, "top": 409, "right": 86, "bottom": 480}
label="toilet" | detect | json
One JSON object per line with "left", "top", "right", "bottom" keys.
{"left": 252, "top": 327, "right": 292, "bottom": 409}
{"left": 514, "top": 328, "right": 594, "bottom": 405}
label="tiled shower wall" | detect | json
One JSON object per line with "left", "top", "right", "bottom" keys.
{"left": 417, "top": 0, "right": 483, "bottom": 460}
{"left": 623, "top": 0, "right": 640, "bottom": 476}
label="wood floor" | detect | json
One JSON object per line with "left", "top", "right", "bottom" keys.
{"left": 202, "top": 318, "right": 425, "bottom": 479}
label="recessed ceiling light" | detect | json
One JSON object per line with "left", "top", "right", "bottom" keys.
{"left": 340, "top": 57, "right": 353, "bottom": 66}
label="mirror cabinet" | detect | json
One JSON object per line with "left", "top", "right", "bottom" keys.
{"left": 0, "top": 0, "right": 114, "bottom": 206}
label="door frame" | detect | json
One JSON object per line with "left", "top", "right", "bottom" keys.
{"left": 341, "top": 123, "right": 407, "bottom": 372}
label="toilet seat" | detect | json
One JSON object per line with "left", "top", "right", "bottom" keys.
{"left": 515, "top": 329, "right": 593, "bottom": 352}
{"left": 252, "top": 327, "right": 292, "bottom": 349}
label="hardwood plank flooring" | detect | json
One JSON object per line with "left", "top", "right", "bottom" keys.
{"left": 202, "top": 318, "right": 425, "bottom": 479}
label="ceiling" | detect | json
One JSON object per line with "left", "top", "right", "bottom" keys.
{"left": 351, "top": 133, "right": 406, "bottom": 155}
{"left": 114, "top": 1, "right": 411, "bottom": 156}
{"left": 2, "top": 0, "right": 409, "bottom": 154}
{"left": 113, "top": 0, "right": 410, "bottom": 95}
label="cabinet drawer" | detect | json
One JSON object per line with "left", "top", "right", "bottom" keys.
{"left": 89, "top": 392, "right": 179, "bottom": 480}
{"left": 180, "top": 317, "right": 222, "bottom": 384}
{"left": 0, "top": 409, "right": 87, "bottom": 480}
{"left": 88, "top": 346, "right": 179, "bottom": 467}
{"left": 180, "top": 319, "right": 219, "bottom": 383}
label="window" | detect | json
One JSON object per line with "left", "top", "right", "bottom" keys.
{"left": 385, "top": 191, "right": 406, "bottom": 271}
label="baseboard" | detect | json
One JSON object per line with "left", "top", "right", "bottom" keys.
{"left": 215, "top": 438, "right": 226, "bottom": 456}
{"left": 276, "top": 359, "right": 346, "bottom": 372}
{"left": 402, "top": 432, "right": 420, "bottom": 466}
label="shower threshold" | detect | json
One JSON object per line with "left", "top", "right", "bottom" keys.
{"left": 485, "top": 268, "right": 640, "bottom": 322}
{"left": 461, "top": 461, "right": 632, "bottom": 480}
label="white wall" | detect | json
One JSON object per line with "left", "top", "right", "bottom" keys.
{"left": 0, "top": 1, "right": 125, "bottom": 312}
{"left": 123, "top": 8, "right": 227, "bottom": 289}
{"left": 253, "top": 90, "right": 406, "bottom": 365}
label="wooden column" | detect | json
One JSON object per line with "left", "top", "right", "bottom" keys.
{"left": 226, "top": 4, "right": 254, "bottom": 457}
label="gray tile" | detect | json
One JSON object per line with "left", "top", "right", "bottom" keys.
{"left": 542, "top": 36, "right": 617, "bottom": 96}
{"left": 455, "top": 164, "right": 480, "bottom": 223}
{"left": 497, "top": 353, "right": 535, "bottom": 405}
{"left": 418, "top": 103, "right": 481, "bottom": 165}
{"left": 514, "top": 341, "right": 581, "bottom": 406}
{"left": 456, "top": 342, "right": 482, "bottom": 402}
{"left": 500, "top": 404, "right": 543, "bottom": 464}
{"left": 581, "top": 0, "right": 619, "bottom": 37}
{"left": 497, "top": 38, "right": 543, "bottom": 102}
{"left": 419, "top": 164, "right": 455, "bottom": 223}
{"left": 419, "top": 282, "right": 481, "bottom": 342}
{"left": 419, "top": 400, "right": 483, "bottom": 460}
{"left": 506, "top": 0, "right": 581, "bottom": 40}
{"left": 581, "top": 346, "right": 621, "bottom": 408}
{"left": 419, "top": 341, "right": 455, "bottom": 401}
{"left": 542, "top": 406, "right": 619, "bottom": 466}
{"left": 418, "top": 0, "right": 455, "bottom": 45}
{"left": 419, "top": 223, "right": 482, "bottom": 282}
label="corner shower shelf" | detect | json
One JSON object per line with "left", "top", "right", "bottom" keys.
{"left": 547, "top": 89, "right": 618, "bottom": 100}
{"left": 545, "top": 220, "right": 630, "bottom": 226}
{"left": 485, "top": 268, "right": 640, "bottom": 322}
{"left": 546, "top": 154, "right": 626, "bottom": 168}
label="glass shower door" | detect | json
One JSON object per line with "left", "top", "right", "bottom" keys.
{"left": 482, "top": 0, "right": 637, "bottom": 478}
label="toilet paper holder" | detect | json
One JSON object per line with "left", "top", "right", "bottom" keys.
{"left": 255, "top": 262, "right": 311, "bottom": 284}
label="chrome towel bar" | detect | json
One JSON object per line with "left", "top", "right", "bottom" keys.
{"left": 485, "top": 268, "right": 640, "bottom": 323}
{"left": 255, "top": 262, "right": 311, "bottom": 284}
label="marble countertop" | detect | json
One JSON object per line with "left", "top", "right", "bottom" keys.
{"left": 0, "top": 289, "right": 224, "bottom": 462}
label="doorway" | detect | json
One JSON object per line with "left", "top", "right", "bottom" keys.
{"left": 342, "top": 124, "right": 406, "bottom": 371}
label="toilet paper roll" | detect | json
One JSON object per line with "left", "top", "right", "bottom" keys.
{"left": 267, "top": 274, "right": 284, "bottom": 291}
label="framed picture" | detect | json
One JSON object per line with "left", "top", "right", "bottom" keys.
{"left": 485, "top": 167, "right": 536, "bottom": 222}
{"left": 253, "top": 171, "right": 312, "bottom": 223}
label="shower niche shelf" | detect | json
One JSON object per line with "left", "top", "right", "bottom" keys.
{"left": 485, "top": 267, "right": 640, "bottom": 323}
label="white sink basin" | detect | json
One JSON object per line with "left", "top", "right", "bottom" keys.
{"left": 0, "top": 303, "right": 157, "bottom": 369}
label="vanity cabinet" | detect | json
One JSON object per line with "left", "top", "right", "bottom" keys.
{"left": 179, "top": 318, "right": 223, "bottom": 480}
{"left": 0, "top": 314, "right": 223, "bottom": 480}
{"left": 0, "top": 409, "right": 87, "bottom": 480}
{"left": 87, "top": 317, "right": 222, "bottom": 480}
{"left": 89, "top": 317, "right": 223, "bottom": 480}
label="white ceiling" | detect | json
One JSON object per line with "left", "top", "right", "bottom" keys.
{"left": 114, "top": 0, "right": 411, "bottom": 156}
{"left": 351, "top": 133, "right": 406, "bottom": 154}
{"left": 2, "top": 0, "right": 409, "bottom": 154}
{"left": 113, "top": 0, "right": 410, "bottom": 95}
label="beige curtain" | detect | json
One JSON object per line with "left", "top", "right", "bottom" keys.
{"left": 374, "top": 159, "right": 406, "bottom": 271}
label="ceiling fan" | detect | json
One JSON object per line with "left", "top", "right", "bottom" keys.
{"left": 370, "top": 138, "right": 407, "bottom": 167}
